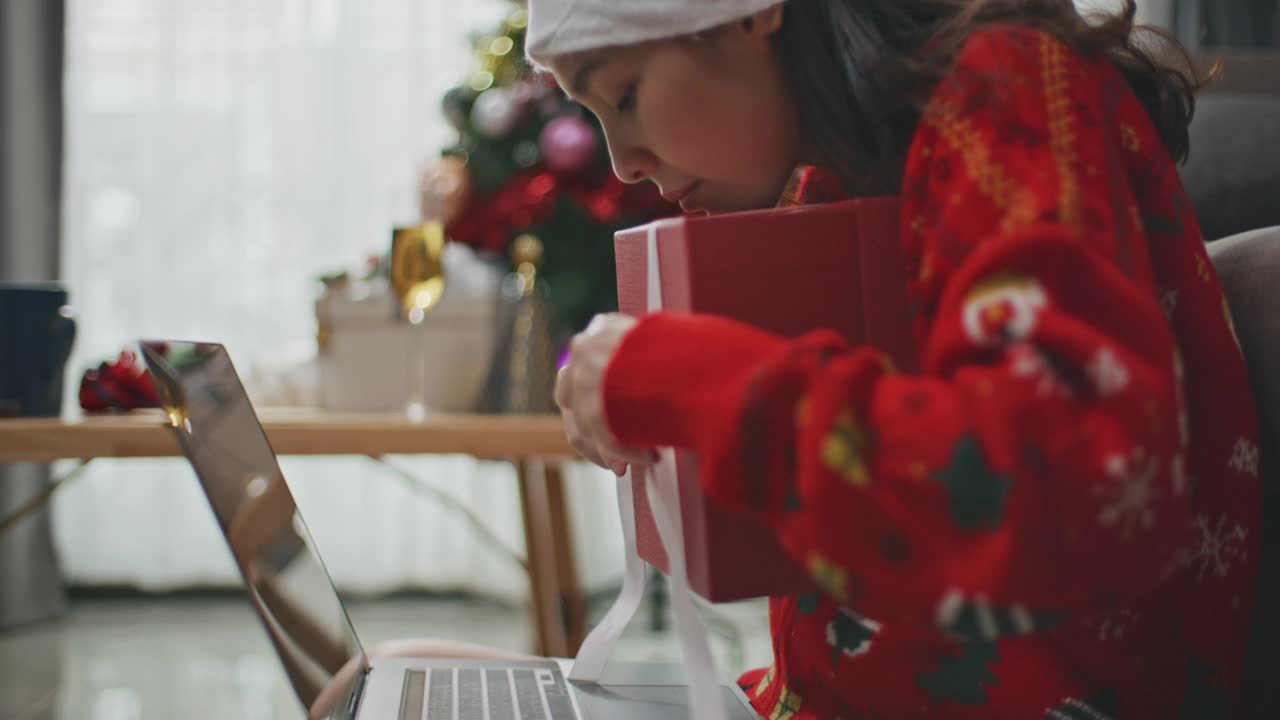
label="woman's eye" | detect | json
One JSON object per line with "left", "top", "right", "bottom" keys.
{"left": 616, "top": 84, "right": 637, "bottom": 113}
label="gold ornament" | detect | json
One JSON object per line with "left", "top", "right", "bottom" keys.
{"left": 512, "top": 233, "right": 544, "bottom": 281}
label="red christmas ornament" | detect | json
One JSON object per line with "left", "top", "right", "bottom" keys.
{"left": 444, "top": 152, "right": 676, "bottom": 257}
{"left": 447, "top": 169, "right": 564, "bottom": 253}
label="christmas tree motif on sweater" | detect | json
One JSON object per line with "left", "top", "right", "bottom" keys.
{"left": 821, "top": 410, "right": 870, "bottom": 487}
{"left": 915, "top": 641, "right": 1001, "bottom": 706}
{"left": 796, "top": 592, "right": 823, "bottom": 615}
{"left": 934, "top": 435, "right": 1010, "bottom": 530}
{"left": 826, "top": 608, "right": 881, "bottom": 665}
{"left": 960, "top": 274, "right": 1048, "bottom": 347}
{"left": 795, "top": 593, "right": 884, "bottom": 666}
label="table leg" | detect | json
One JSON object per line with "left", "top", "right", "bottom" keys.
{"left": 0, "top": 459, "right": 90, "bottom": 536}
{"left": 542, "top": 463, "right": 586, "bottom": 653}
{"left": 515, "top": 458, "right": 585, "bottom": 658}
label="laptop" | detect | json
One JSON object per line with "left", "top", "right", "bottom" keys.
{"left": 139, "top": 340, "right": 759, "bottom": 719}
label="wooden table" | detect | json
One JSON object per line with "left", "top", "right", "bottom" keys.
{"left": 0, "top": 410, "right": 588, "bottom": 658}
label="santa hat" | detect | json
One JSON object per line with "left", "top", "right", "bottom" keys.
{"left": 526, "top": 0, "right": 787, "bottom": 64}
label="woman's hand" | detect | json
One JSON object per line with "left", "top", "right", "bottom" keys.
{"left": 555, "top": 313, "right": 656, "bottom": 476}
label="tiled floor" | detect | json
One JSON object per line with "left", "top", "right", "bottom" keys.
{"left": 0, "top": 591, "right": 771, "bottom": 719}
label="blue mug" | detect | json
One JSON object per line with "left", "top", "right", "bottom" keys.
{"left": 0, "top": 283, "right": 77, "bottom": 418}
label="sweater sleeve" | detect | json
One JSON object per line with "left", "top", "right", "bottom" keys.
{"left": 602, "top": 26, "right": 1192, "bottom": 636}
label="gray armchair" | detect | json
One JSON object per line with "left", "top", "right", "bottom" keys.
{"left": 1207, "top": 226, "right": 1280, "bottom": 720}
{"left": 1181, "top": 92, "right": 1280, "bottom": 241}
{"left": 1184, "top": 48, "right": 1280, "bottom": 718}
{"left": 1179, "top": 46, "right": 1280, "bottom": 243}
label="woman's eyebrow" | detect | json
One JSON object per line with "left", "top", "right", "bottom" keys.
{"left": 572, "top": 56, "right": 609, "bottom": 95}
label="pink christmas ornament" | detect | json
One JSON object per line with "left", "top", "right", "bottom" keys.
{"left": 539, "top": 115, "right": 598, "bottom": 175}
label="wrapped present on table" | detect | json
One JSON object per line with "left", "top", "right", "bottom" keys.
{"left": 614, "top": 197, "right": 915, "bottom": 602}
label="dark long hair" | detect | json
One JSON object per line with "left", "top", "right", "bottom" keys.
{"left": 773, "top": 0, "right": 1203, "bottom": 194}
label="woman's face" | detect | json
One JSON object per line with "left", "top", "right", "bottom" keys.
{"left": 546, "top": 11, "right": 801, "bottom": 214}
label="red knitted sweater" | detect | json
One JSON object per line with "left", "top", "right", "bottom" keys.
{"left": 602, "top": 25, "right": 1260, "bottom": 719}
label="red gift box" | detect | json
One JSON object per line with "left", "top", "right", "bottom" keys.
{"left": 614, "top": 196, "right": 915, "bottom": 601}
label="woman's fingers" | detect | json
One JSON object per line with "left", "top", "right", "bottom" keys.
{"left": 562, "top": 394, "right": 653, "bottom": 472}
{"left": 598, "top": 436, "right": 657, "bottom": 467}
{"left": 561, "top": 411, "right": 608, "bottom": 468}
{"left": 557, "top": 314, "right": 657, "bottom": 474}
{"left": 553, "top": 365, "right": 572, "bottom": 411}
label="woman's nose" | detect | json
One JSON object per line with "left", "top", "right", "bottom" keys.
{"left": 610, "top": 145, "right": 658, "bottom": 185}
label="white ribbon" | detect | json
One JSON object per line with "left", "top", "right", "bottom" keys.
{"left": 645, "top": 451, "right": 731, "bottom": 720}
{"left": 570, "top": 223, "right": 731, "bottom": 720}
{"left": 567, "top": 470, "right": 646, "bottom": 682}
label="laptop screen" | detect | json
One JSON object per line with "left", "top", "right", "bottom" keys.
{"left": 140, "top": 341, "right": 368, "bottom": 718}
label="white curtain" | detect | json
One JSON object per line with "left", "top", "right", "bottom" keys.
{"left": 57, "top": 0, "right": 624, "bottom": 601}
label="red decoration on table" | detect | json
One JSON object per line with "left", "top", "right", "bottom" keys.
{"left": 79, "top": 350, "right": 162, "bottom": 412}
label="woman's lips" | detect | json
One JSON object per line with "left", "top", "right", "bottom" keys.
{"left": 668, "top": 182, "right": 701, "bottom": 212}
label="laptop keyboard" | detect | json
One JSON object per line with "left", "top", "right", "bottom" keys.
{"left": 400, "top": 666, "right": 574, "bottom": 719}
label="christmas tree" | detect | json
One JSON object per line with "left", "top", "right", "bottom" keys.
{"left": 915, "top": 641, "right": 1001, "bottom": 706}
{"left": 420, "top": 4, "right": 675, "bottom": 341}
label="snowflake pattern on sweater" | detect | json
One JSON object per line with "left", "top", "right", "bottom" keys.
{"left": 602, "top": 25, "right": 1259, "bottom": 719}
